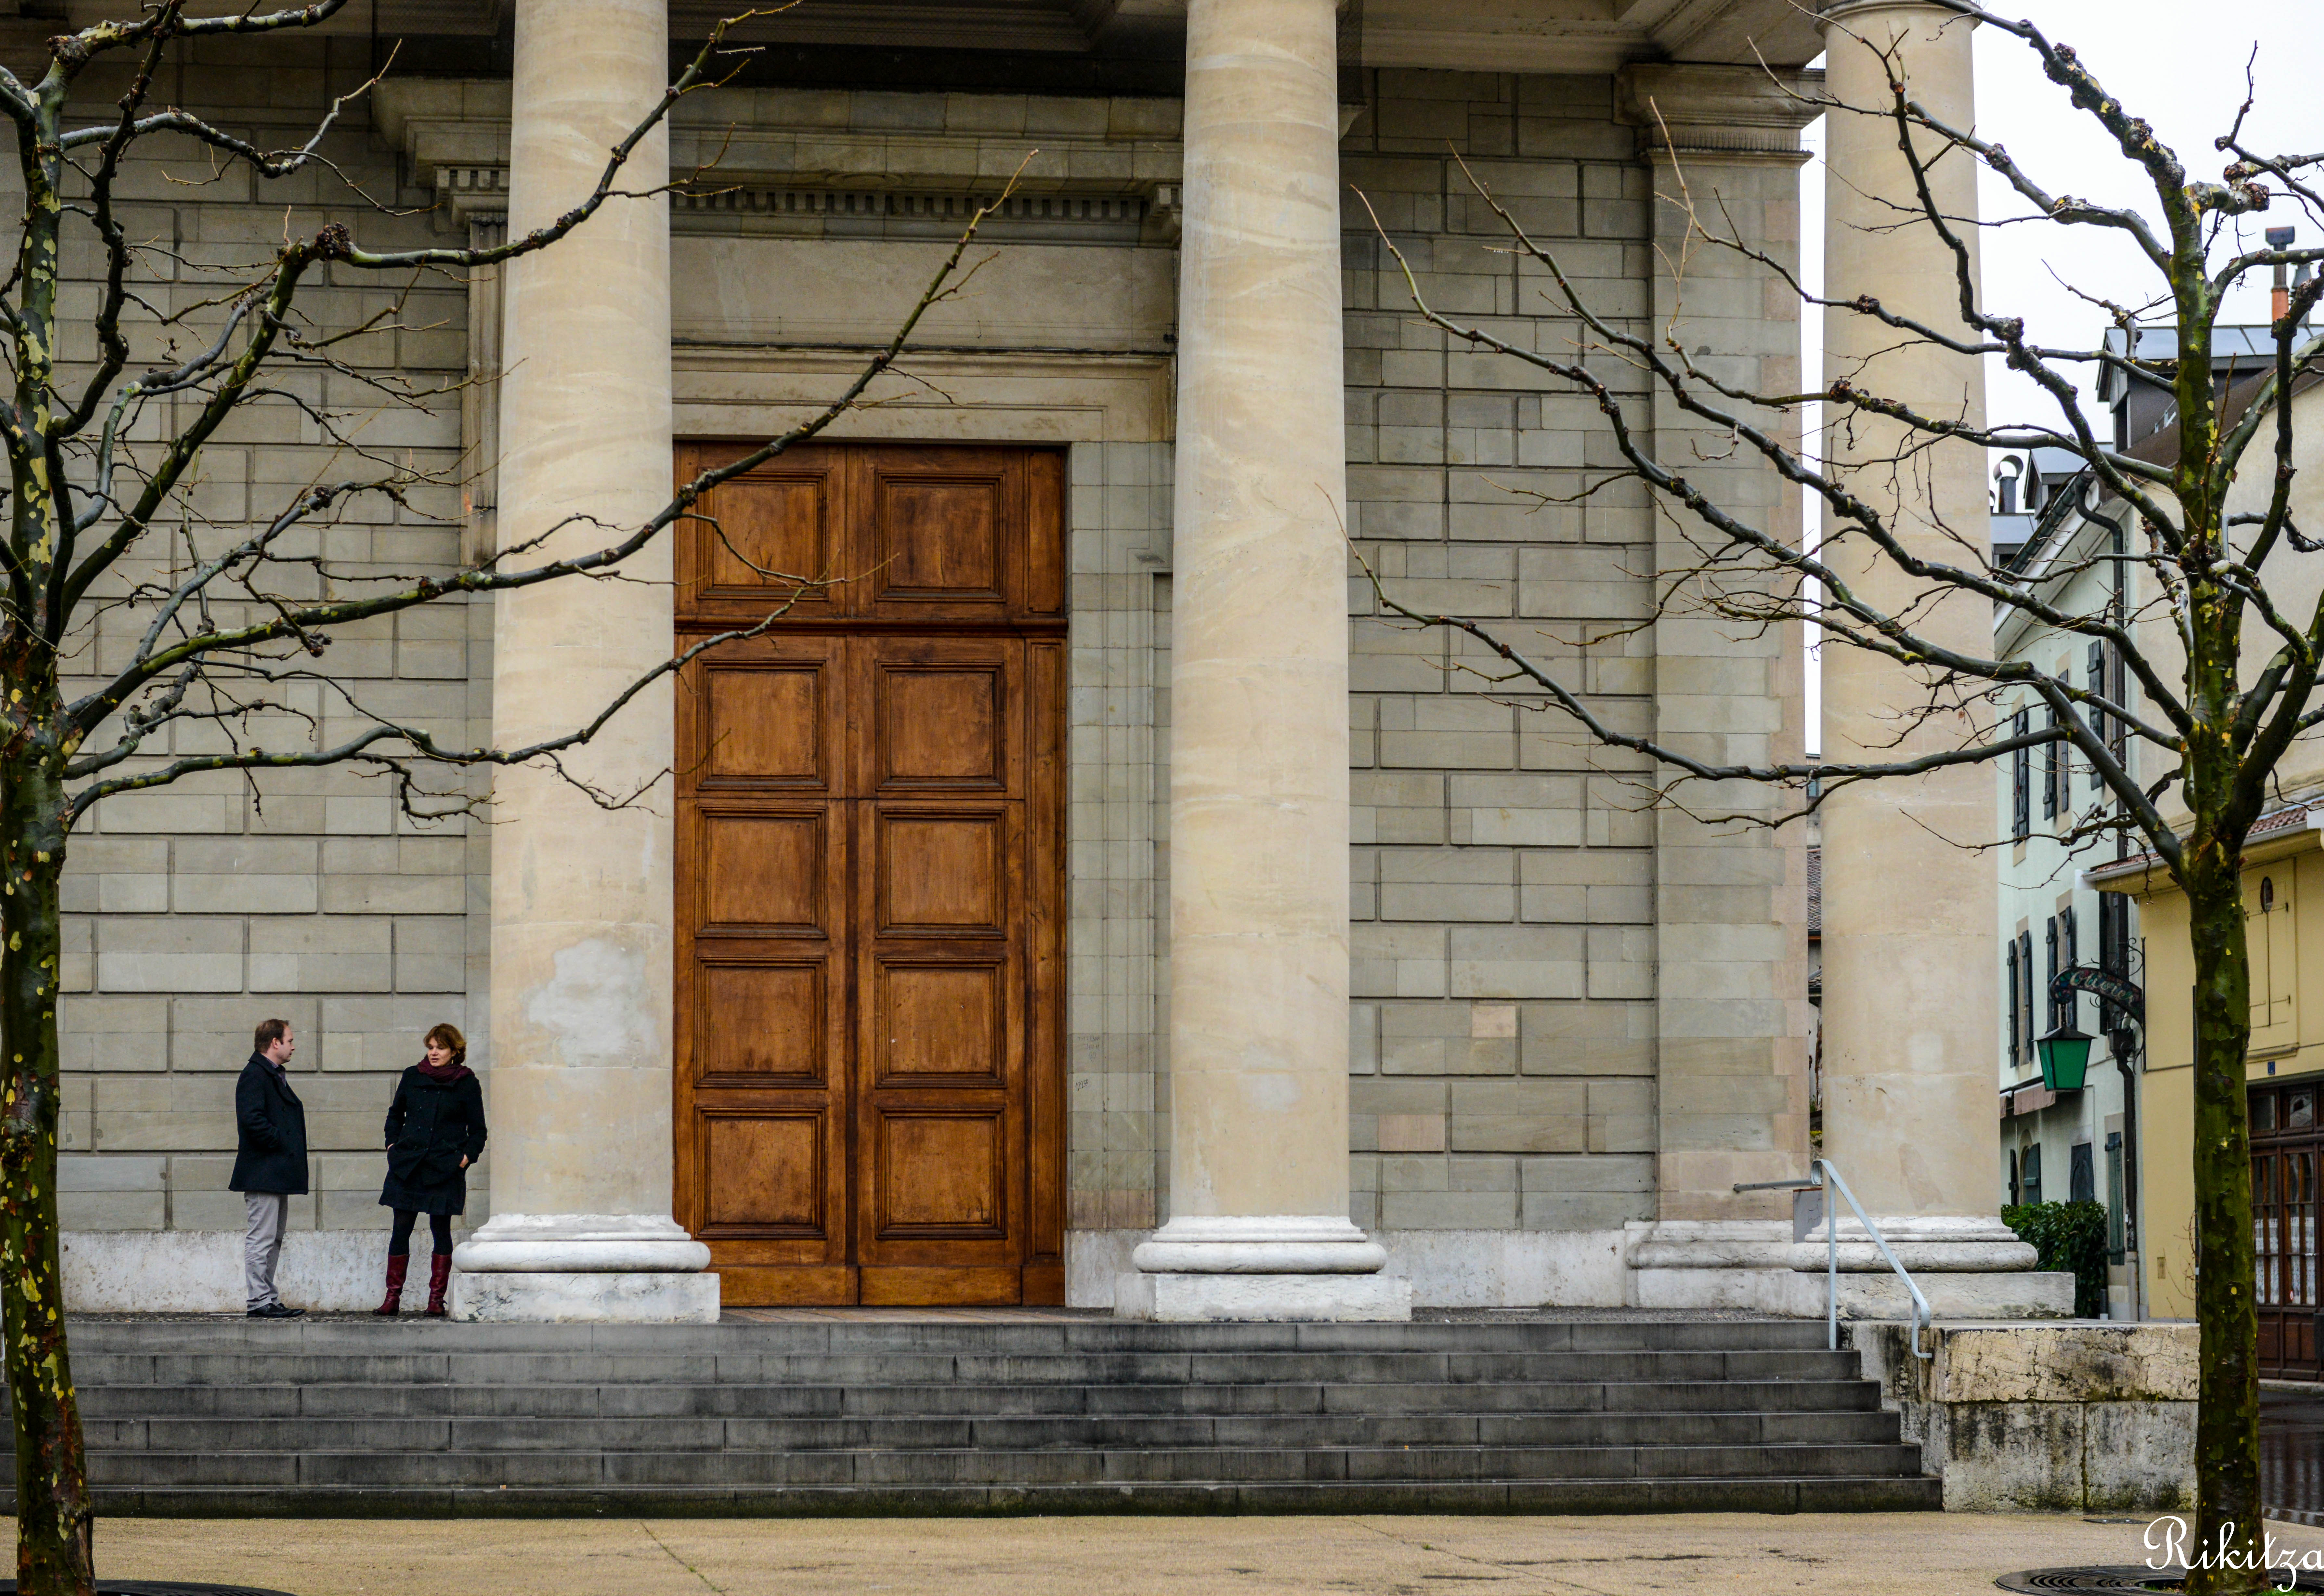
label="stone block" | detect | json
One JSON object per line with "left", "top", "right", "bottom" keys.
{"left": 248, "top": 916, "right": 391, "bottom": 991}
{"left": 95, "top": 918, "right": 242, "bottom": 993}
{"left": 1449, "top": 924, "right": 1583, "bottom": 998}
{"left": 1382, "top": 1190, "right": 1518, "bottom": 1229}
{"left": 1375, "top": 1113, "right": 1446, "bottom": 1153}
{"left": 1116, "top": 1270, "right": 1413, "bottom": 1321}
{"left": 60, "top": 996, "right": 167, "bottom": 1073}
{"left": 172, "top": 997, "right": 319, "bottom": 1071}
{"left": 449, "top": 1271, "right": 721, "bottom": 1324}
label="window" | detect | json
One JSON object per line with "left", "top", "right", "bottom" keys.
{"left": 2020, "top": 929, "right": 2036, "bottom": 1055}
{"left": 2106, "top": 1131, "right": 2126, "bottom": 1262}
{"left": 2012, "top": 710, "right": 2031, "bottom": 838}
{"left": 2060, "top": 906, "right": 2079, "bottom": 1033}
{"left": 2070, "top": 1140, "right": 2095, "bottom": 1204}
{"left": 2088, "top": 641, "right": 2108, "bottom": 792}
{"left": 2009, "top": 1148, "right": 2021, "bottom": 1206}
{"left": 2022, "top": 1143, "right": 2043, "bottom": 1206}
{"left": 2045, "top": 916, "right": 2060, "bottom": 1030}
{"left": 2006, "top": 943, "right": 2022, "bottom": 1067}
{"left": 2108, "top": 633, "right": 2128, "bottom": 771}
{"left": 2042, "top": 707, "right": 2060, "bottom": 821}
{"left": 2098, "top": 892, "right": 2132, "bottom": 1032}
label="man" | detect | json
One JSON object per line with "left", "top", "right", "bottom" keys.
{"left": 231, "top": 1018, "right": 308, "bottom": 1319}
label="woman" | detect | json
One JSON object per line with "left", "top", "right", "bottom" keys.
{"left": 374, "top": 1023, "right": 486, "bottom": 1318}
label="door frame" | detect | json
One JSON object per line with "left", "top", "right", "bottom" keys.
{"left": 670, "top": 438, "right": 1068, "bottom": 1306}
{"left": 2252, "top": 1074, "right": 2324, "bottom": 1381}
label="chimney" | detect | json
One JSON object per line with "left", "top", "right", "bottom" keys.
{"left": 2269, "top": 225, "right": 2297, "bottom": 325}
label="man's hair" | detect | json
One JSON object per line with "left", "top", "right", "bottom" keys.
{"left": 253, "top": 1017, "right": 292, "bottom": 1054}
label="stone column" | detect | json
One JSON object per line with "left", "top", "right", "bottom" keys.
{"left": 1813, "top": 1, "right": 2058, "bottom": 1310}
{"left": 1120, "top": 0, "right": 1408, "bottom": 1322}
{"left": 449, "top": 0, "right": 716, "bottom": 1322}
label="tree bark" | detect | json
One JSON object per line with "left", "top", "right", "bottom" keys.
{"left": 2186, "top": 856, "right": 2262, "bottom": 1594}
{"left": 0, "top": 745, "right": 92, "bottom": 1595}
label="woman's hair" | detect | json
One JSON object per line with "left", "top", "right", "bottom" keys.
{"left": 423, "top": 1023, "right": 467, "bottom": 1067}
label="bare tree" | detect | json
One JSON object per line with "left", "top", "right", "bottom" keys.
{"left": 1362, "top": 6, "right": 2318, "bottom": 1590}
{"left": 0, "top": 5, "right": 992, "bottom": 1590}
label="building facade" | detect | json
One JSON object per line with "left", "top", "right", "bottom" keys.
{"left": 1990, "top": 447, "right": 2146, "bottom": 1320}
{"left": 34, "top": 0, "right": 2057, "bottom": 1321}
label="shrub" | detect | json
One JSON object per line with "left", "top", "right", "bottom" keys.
{"left": 2004, "top": 1199, "right": 2111, "bottom": 1318}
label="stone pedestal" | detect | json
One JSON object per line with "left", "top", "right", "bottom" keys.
{"left": 1626, "top": 1219, "right": 2071, "bottom": 1317}
{"left": 459, "top": 0, "right": 712, "bottom": 1319}
{"left": 1135, "top": 0, "right": 1401, "bottom": 1321}
{"left": 1851, "top": 1321, "right": 2197, "bottom": 1511}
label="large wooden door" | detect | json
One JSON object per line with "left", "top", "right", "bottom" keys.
{"left": 2254, "top": 1080, "right": 2324, "bottom": 1380}
{"left": 674, "top": 442, "right": 1066, "bottom": 1306}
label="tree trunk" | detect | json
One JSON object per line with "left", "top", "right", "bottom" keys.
{"left": 2186, "top": 858, "right": 2263, "bottom": 1595}
{"left": 0, "top": 752, "right": 93, "bottom": 1595}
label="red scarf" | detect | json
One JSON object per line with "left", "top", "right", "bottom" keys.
{"left": 415, "top": 1058, "right": 471, "bottom": 1084}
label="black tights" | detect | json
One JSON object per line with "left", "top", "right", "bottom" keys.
{"left": 387, "top": 1209, "right": 454, "bottom": 1258}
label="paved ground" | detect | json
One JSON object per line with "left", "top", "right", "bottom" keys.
{"left": 93, "top": 1512, "right": 2324, "bottom": 1595}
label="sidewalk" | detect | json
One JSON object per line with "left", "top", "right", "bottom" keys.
{"left": 97, "top": 1512, "right": 2324, "bottom": 1595}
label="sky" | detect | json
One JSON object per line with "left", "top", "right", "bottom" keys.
{"left": 1797, "top": 0, "right": 2321, "bottom": 752}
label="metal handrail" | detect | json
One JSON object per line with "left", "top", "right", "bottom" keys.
{"left": 1735, "top": 1159, "right": 1933, "bottom": 1360}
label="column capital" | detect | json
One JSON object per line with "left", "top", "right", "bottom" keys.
{"left": 1816, "top": 0, "right": 1981, "bottom": 29}
{"left": 1615, "top": 63, "right": 1823, "bottom": 167}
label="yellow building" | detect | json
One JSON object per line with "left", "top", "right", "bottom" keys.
{"left": 2098, "top": 816, "right": 2318, "bottom": 1367}
{"left": 2091, "top": 362, "right": 2324, "bottom": 1373}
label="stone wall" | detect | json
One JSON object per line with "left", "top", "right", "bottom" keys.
{"left": 1343, "top": 71, "right": 1667, "bottom": 1243}
{"left": 48, "top": 33, "right": 488, "bottom": 1265}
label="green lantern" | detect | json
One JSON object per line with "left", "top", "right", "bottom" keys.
{"left": 2036, "top": 1022, "right": 2094, "bottom": 1092}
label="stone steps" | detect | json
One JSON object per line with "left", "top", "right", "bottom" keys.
{"left": 83, "top": 1406, "right": 1905, "bottom": 1451}
{"left": 16, "top": 1315, "right": 1943, "bottom": 1515}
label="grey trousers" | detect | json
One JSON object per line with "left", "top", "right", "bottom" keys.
{"left": 243, "top": 1191, "right": 289, "bottom": 1310}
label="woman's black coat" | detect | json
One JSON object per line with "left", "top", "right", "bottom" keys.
{"left": 378, "top": 1066, "right": 487, "bottom": 1217}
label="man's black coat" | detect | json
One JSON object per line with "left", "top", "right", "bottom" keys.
{"left": 230, "top": 1053, "right": 308, "bottom": 1195}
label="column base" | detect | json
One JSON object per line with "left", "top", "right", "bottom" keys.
{"left": 1788, "top": 1214, "right": 2041, "bottom": 1274}
{"left": 449, "top": 1269, "right": 720, "bottom": 1323}
{"left": 448, "top": 1213, "right": 715, "bottom": 1323}
{"left": 1624, "top": 1220, "right": 2074, "bottom": 1318}
{"left": 1115, "top": 1270, "right": 1413, "bottom": 1322}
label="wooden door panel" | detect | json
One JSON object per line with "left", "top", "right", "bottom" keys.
{"left": 875, "top": 667, "right": 1008, "bottom": 790}
{"left": 868, "top": 1110, "right": 1011, "bottom": 1241}
{"left": 694, "top": 959, "right": 831, "bottom": 1085}
{"left": 861, "top": 636, "right": 1023, "bottom": 797}
{"left": 859, "top": 1266, "right": 1024, "bottom": 1307}
{"left": 872, "top": 959, "right": 1008, "bottom": 1087}
{"left": 703, "top": 666, "right": 830, "bottom": 789}
{"left": 701, "top": 812, "right": 831, "bottom": 934}
{"left": 702, "top": 1113, "right": 833, "bottom": 1233}
{"left": 681, "top": 444, "right": 844, "bottom": 619}
{"left": 867, "top": 456, "right": 1010, "bottom": 616}
{"left": 873, "top": 812, "right": 1008, "bottom": 934}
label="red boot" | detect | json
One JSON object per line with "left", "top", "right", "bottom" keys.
{"left": 374, "top": 1253, "right": 409, "bottom": 1317}
{"left": 425, "top": 1252, "right": 453, "bottom": 1318}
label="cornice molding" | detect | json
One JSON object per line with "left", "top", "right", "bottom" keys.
{"left": 1615, "top": 63, "right": 1824, "bottom": 166}
{"left": 376, "top": 80, "right": 1184, "bottom": 238}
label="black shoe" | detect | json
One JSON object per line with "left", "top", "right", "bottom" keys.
{"left": 245, "top": 1302, "right": 304, "bottom": 1319}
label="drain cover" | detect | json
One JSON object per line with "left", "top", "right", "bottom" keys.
{"left": 1999, "top": 1570, "right": 2324, "bottom": 1593}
